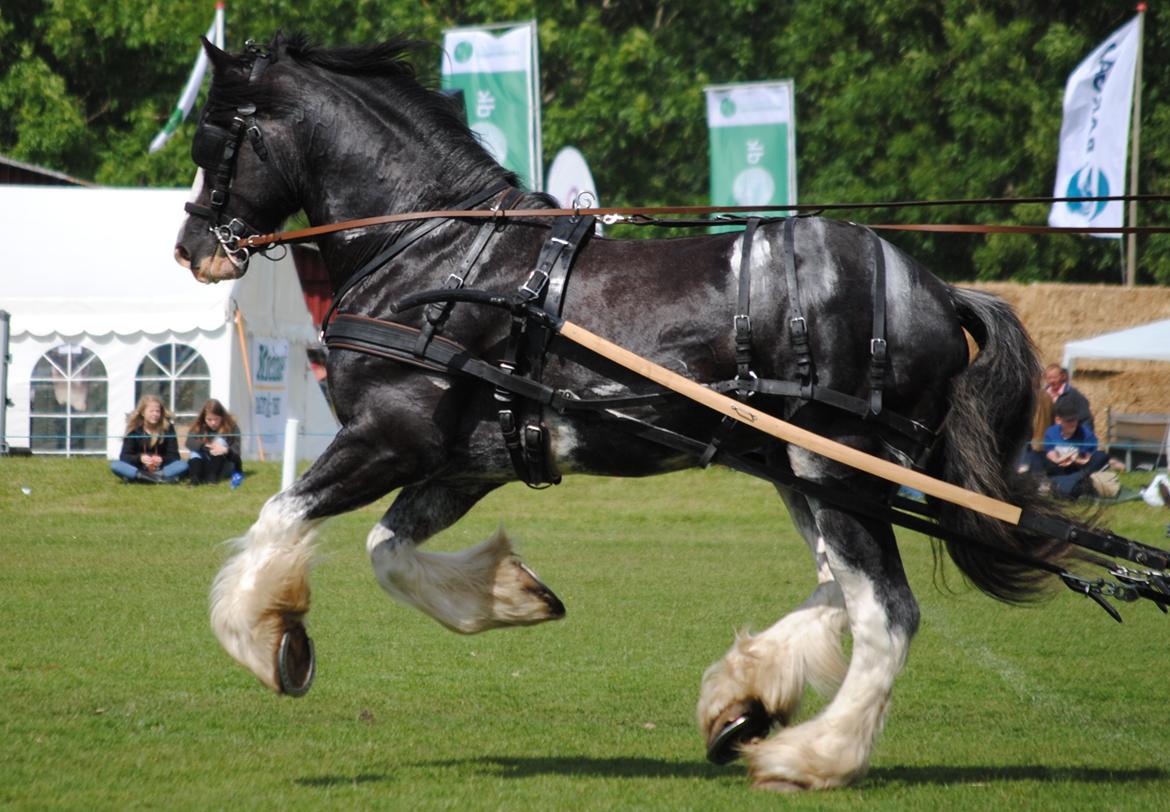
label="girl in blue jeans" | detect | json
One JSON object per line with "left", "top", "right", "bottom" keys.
{"left": 110, "top": 394, "right": 188, "bottom": 483}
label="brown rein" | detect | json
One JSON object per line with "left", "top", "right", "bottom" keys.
{"left": 238, "top": 193, "right": 1170, "bottom": 251}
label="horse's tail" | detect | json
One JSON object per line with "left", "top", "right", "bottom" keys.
{"left": 934, "top": 286, "right": 1073, "bottom": 602}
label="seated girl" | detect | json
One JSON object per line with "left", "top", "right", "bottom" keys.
{"left": 186, "top": 399, "right": 242, "bottom": 485}
{"left": 110, "top": 394, "right": 189, "bottom": 483}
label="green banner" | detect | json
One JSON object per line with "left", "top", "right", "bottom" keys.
{"left": 706, "top": 81, "right": 796, "bottom": 232}
{"left": 442, "top": 22, "right": 541, "bottom": 191}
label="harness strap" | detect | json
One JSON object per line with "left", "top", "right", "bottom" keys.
{"left": 868, "top": 230, "right": 889, "bottom": 415}
{"left": 528, "top": 214, "right": 596, "bottom": 376}
{"left": 503, "top": 213, "right": 596, "bottom": 488}
{"left": 519, "top": 213, "right": 597, "bottom": 304}
{"left": 735, "top": 218, "right": 761, "bottom": 387}
{"left": 325, "top": 313, "right": 936, "bottom": 454}
{"left": 326, "top": 314, "right": 557, "bottom": 406}
{"left": 783, "top": 218, "right": 813, "bottom": 393}
{"left": 320, "top": 183, "right": 512, "bottom": 340}
{"left": 416, "top": 187, "right": 527, "bottom": 355}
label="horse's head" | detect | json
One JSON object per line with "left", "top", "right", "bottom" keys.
{"left": 175, "top": 36, "right": 299, "bottom": 283}
{"left": 175, "top": 33, "right": 520, "bottom": 286}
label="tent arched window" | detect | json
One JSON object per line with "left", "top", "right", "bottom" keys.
{"left": 29, "top": 344, "right": 108, "bottom": 456}
{"left": 135, "top": 343, "right": 211, "bottom": 426}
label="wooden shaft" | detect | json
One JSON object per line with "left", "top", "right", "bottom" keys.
{"left": 558, "top": 320, "right": 1024, "bottom": 526}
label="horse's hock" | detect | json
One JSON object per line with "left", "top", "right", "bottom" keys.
{"left": 972, "top": 281, "right": 1170, "bottom": 422}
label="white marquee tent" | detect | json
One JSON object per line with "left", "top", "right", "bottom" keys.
{"left": 1, "top": 185, "right": 338, "bottom": 461}
{"left": 1062, "top": 318, "right": 1170, "bottom": 373}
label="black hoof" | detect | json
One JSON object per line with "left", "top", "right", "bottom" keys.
{"left": 707, "top": 701, "right": 770, "bottom": 765}
{"left": 277, "top": 625, "right": 316, "bottom": 697}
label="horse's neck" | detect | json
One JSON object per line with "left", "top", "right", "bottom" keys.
{"left": 294, "top": 85, "right": 506, "bottom": 286}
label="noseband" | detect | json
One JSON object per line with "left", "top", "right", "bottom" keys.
{"left": 184, "top": 41, "right": 272, "bottom": 270}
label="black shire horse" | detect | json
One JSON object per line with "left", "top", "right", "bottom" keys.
{"left": 174, "top": 35, "right": 1072, "bottom": 791}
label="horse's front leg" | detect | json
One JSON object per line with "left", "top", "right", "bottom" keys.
{"left": 209, "top": 384, "right": 450, "bottom": 694}
{"left": 209, "top": 487, "right": 323, "bottom": 695}
{"left": 368, "top": 480, "right": 566, "bottom": 633}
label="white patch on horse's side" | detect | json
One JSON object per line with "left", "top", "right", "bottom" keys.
{"left": 797, "top": 219, "right": 841, "bottom": 300}
{"left": 427, "top": 375, "right": 451, "bottom": 391}
{"left": 588, "top": 382, "right": 628, "bottom": 397}
{"left": 787, "top": 445, "right": 827, "bottom": 480}
{"left": 210, "top": 494, "right": 321, "bottom": 693}
{"left": 743, "top": 550, "right": 910, "bottom": 790}
{"left": 547, "top": 416, "right": 579, "bottom": 462}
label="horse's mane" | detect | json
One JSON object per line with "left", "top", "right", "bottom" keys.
{"left": 204, "top": 32, "right": 522, "bottom": 197}
{"left": 205, "top": 33, "right": 433, "bottom": 114}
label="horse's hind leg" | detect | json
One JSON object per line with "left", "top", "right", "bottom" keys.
{"left": 368, "top": 480, "right": 566, "bottom": 633}
{"left": 745, "top": 500, "right": 918, "bottom": 791}
{"left": 698, "top": 487, "right": 848, "bottom": 756}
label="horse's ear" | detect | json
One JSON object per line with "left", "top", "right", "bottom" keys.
{"left": 201, "top": 36, "right": 231, "bottom": 72}
{"left": 270, "top": 30, "right": 286, "bottom": 54}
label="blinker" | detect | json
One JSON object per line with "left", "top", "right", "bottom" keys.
{"left": 192, "top": 122, "right": 232, "bottom": 170}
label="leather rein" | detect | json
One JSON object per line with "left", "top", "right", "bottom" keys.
{"left": 235, "top": 192, "right": 1170, "bottom": 253}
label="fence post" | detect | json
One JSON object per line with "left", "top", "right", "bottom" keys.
{"left": 281, "top": 418, "right": 300, "bottom": 491}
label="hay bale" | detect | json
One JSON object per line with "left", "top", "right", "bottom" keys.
{"left": 967, "top": 282, "right": 1170, "bottom": 420}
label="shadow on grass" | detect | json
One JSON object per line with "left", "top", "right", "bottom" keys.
{"left": 866, "top": 765, "right": 1169, "bottom": 786}
{"left": 296, "top": 760, "right": 1169, "bottom": 788}
{"left": 296, "top": 756, "right": 724, "bottom": 786}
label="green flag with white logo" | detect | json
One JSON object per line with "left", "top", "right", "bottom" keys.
{"left": 442, "top": 21, "right": 542, "bottom": 191}
{"left": 705, "top": 81, "right": 797, "bottom": 232}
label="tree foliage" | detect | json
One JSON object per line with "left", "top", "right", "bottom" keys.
{"left": 3, "top": 0, "right": 1167, "bottom": 282}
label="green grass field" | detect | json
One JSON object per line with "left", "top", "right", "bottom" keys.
{"left": 2, "top": 458, "right": 1169, "bottom": 810}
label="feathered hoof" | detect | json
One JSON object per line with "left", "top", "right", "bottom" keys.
{"left": 706, "top": 699, "right": 773, "bottom": 765}
{"left": 277, "top": 622, "right": 316, "bottom": 697}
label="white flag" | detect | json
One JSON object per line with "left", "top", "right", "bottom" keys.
{"left": 149, "top": 3, "right": 226, "bottom": 154}
{"left": 1049, "top": 15, "right": 1140, "bottom": 235}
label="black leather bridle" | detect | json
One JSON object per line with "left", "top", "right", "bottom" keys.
{"left": 183, "top": 41, "right": 272, "bottom": 270}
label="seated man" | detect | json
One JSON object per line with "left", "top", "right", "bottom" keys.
{"left": 1042, "top": 398, "right": 1109, "bottom": 498}
{"left": 1043, "top": 363, "right": 1094, "bottom": 432}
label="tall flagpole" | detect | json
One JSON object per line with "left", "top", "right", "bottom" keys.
{"left": 1126, "top": 3, "right": 1146, "bottom": 286}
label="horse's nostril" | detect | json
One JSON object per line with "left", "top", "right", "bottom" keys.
{"left": 174, "top": 244, "right": 191, "bottom": 268}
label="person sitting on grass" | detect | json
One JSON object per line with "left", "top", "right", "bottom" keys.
{"left": 1042, "top": 398, "right": 1109, "bottom": 499}
{"left": 185, "top": 398, "right": 242, "bottom": 485}
{"left": 110, "top": 395, "right": 188, "bottom": 484}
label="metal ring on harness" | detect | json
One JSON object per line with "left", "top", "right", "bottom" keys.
{"left": 212, "top": 218, "right": 255, "bottom": 270}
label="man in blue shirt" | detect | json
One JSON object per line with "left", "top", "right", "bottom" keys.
{"left": 1042, "top": 398, "right": 1109, "bottom": 498}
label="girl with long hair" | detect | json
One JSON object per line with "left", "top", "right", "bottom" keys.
{"left": 110, "top": 394, "right": 188, "bottom": 483}
{"left": 186, "top": 398, "right": 242, "bottom": 484}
